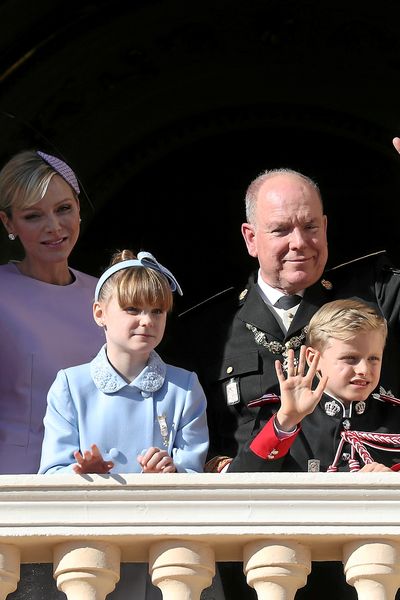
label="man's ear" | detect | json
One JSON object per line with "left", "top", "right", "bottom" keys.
{"left": 93, "top": 302, "right": 105, "bottom": 328}
{"left": 241, "top": 222, "right": 258, "bottom": 257}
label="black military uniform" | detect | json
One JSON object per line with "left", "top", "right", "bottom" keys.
{"left": 229, "top": 391, "right": 400, "bottom": 473}
{"left": 162, "top": 250, "right": 400, "bottom": 600}
{"left": 165, "top": 251, "right": 400, "bottom": 462}
{"left": 225, "top": 389, "right": 400, "bottom": 600}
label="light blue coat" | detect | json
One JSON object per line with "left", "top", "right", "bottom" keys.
{"left": 39, "top": 346, "right": 209, "bottom": 474}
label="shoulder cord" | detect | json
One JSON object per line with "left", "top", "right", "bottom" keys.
{"left": 327, "top": 430, "right": 400, "bottom": 472}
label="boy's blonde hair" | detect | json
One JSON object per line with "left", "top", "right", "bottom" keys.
{"left": 306, "top": 299, "right": 387, "bottom": 352}
{"left": 97, "top": 249, "right": 173, "bottom": 312}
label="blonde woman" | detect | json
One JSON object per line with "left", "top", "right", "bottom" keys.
{"left": 0, "top": 150, "right": 103, "bottom": 473}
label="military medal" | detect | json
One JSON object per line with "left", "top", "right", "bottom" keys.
{"left": 226, "top": 377, "right": 240, "bottom": 405}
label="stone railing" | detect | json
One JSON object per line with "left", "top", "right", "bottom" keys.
{"left": 1, "top": 473, "right": 400, "bottom": 599}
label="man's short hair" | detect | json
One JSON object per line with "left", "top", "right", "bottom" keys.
{"left": 244, "top": 168, "right": 322, "bottom": 224}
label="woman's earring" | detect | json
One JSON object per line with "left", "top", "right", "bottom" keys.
{"left": 8, "top": 233, "right": 16, "bottom": 241}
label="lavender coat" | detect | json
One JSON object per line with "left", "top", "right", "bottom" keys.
{"left": 0, "top": 263, "right": 104, "bottom": 473}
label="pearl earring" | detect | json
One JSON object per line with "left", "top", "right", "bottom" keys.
{"left": 8, "top": 233, "right": 16, "bottom": 241}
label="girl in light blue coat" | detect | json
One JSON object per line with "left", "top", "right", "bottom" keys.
{"left": 39, "top": 249, "right": 209, "bottom": 475}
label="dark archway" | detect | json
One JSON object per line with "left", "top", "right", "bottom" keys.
{"left": 1, "top": 0, "right": 400, "bottom": 308}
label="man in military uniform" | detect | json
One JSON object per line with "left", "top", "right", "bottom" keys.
{"left": 169, "top": 157, "right": 400, "bottom": 465}
{"left": 164, "top": 141, "right": 400, "bottom": 600}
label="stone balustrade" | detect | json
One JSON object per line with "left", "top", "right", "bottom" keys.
{"left": 1, "top": 472, "right": 400, "bottom": 599}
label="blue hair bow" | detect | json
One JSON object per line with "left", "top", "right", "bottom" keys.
{"left": 94, "top": 251, "right": 183, "bottom": 301}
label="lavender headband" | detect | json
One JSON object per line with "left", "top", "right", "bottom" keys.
{"left": 95, "top": 251, "right": 183, "bottom": 301}
{"left": 37, "top": 150, "right": 80, "bottom": 196}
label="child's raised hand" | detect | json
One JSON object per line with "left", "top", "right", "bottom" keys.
{"left": 275, "top": 346, "right": 328, "bottom": 431}
{"left": 137, "top": 447, "right": 176, "bottom": 473}
{"left": 73, "top": 443, "right": 114, "bottom": 474}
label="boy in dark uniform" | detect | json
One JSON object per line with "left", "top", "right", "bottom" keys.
{"left": 226, "top": 298, "right": 400, "bottom": 600}
{"left": 229, "top": 298, "right": 400, "bottom": 473}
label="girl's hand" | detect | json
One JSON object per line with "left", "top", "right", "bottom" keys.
{"left": 275, "top": 346, "right": 328, "bottom": 431}
{"left": 137, "top": 447, "right": 176, "bottom": 473}
{"left": 73, "top": 443, "right": 114, "bottom": 474}
{"left": 393, "top": 137, "right": 400, "bottom": 154}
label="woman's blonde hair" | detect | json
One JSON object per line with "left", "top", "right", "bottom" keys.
{"left": 97, "top": 249, "right": 173, "bottom": 312}
{"left": 0, "top": 150, "right": 77, "bottom": 215}
{"left": 306, "top": 299, "right": 387, "bottom": 352}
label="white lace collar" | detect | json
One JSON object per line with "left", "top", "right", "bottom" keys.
{"left": 90, "top": 345, "right": 166, "bottom": 395}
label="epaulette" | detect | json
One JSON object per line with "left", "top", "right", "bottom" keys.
{"left": 372, "top": 386, "right": 400, "bottom": 407}
{"left": 238, "top": 286, "right": 250, "bottom": 304}
{"left": 326, "top": 250, "right": 387, "bottom": 272}
{"left": 247, "top": 393, "right": 281, "bottom": 408}
{"left": 178, "top": 286, "right": 236, "bottom": 318}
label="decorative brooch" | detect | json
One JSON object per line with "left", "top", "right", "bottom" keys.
{"left": 157, "top": 414, "right": 169, "bottom": 447}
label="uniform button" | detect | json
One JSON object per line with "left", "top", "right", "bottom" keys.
{"left": 288, "top": 312, "right": 294, "bottom": 319}
{"left": 342, "top": 453, "right": 350, "bottom": 462}
{"left": 226, "top": 366, "right": 234, "bottom": 374}
{"left": 342, "top": 419, "right": 351, "bottom": 430}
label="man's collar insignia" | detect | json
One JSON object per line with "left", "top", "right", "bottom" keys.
{"left": 321, "top": 278, "right": 333, "bottom": 290}
{"left": 239, "top": 288, "right": 248, "bottom": 301}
